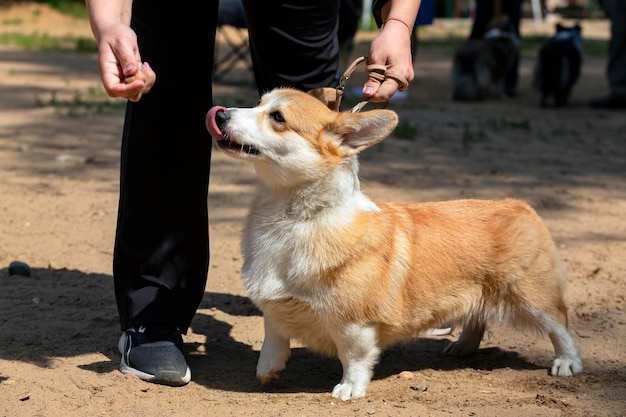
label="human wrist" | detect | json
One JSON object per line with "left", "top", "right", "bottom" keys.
{"left": 86, "top": 0, "right": 132, "bottom": 42}
{"left": 384, "top": 17, "right": 412, "bottom": 33}
{"left": 376, "top": 0, "right": 420, "bottom": 30}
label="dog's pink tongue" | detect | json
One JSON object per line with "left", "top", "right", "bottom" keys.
{"left": 206, "top": 106, "right": 227, "bottom": 141}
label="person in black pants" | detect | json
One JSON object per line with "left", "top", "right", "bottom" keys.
{"left": 85, "top": 0, "right": 421, "bottom": 387}
{"left": 469, "top": 0, "right": 522, "bottom": 97}
{"left": 590, "top": 0, "right": 626, "bottom": 109}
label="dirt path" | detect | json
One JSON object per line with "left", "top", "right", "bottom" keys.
{"left": 1, "top": 4, "right": 625, "bottom": 416}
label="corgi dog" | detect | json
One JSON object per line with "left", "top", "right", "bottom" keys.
{"left": 205, "top": 88, "right": 583, "bottom": 400}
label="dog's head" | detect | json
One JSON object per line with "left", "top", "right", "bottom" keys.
{"left": 206, "top": 88, "right": 398, "bottom": 189}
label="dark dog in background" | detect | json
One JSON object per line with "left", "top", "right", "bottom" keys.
{"left": 451, "top": 16, "right": 520, "bottom": 101}
{"left": 533, "top": 23, "right": 583, "bottom": 108}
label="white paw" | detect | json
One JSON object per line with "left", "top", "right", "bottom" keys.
{"left": 331, "top": 380, "right": 367, "bottom": 401}
{"left": 256, "top": 355, "right": 287, "bottom": 384}
{"left": 551, "top": 357, "right": 583, "bottom": 376}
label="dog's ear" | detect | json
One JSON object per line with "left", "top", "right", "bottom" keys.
{"left": 308, "top": 88, "right": 339, "bottom": 111}
{"left": 329, "top": 110, "right": 399, "bottom": 156}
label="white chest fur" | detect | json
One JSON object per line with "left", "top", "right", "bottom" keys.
{"left": 240, "top": 185, "right": 379, "bottom": 303}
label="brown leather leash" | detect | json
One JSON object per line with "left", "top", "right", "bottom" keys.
{"left": 334, "top": 56, "right": 409, "bottom": 113}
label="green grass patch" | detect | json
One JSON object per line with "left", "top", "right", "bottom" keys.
{"left": 2, "top": 18, "right": 24, "bottom": 26}
{"left": 34, "top": 0, "right": 88, "bottom": 19}
{"left": 462, "top": 122, "right": 488, "bottom": 153}
{"left": 485, "top": 117, "right": 531, "bottom": 131}
{"left": 549, "top": 126, "right": 580, "bottom": 138}
{"left": 393, "top": 120, "right": 419, "bottom": 140}
{"left": 0, "top": 32, "right": 97, "bottom": 52}
{"left": 581, "top": 39, "right": 609, "bottom": 57}
{"left": 35, "top": 87, "right": 126, "bottom": 116}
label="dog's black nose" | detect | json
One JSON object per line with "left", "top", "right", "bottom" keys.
{"left": 215, "top": 109, "right": 230, "bottom": 128}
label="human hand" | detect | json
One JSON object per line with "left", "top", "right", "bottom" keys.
{"left": 362, "top": 19, "right": 414, "bottom": 103}
{"left": 95, "top": 23, "right": 156, "bottom": 102}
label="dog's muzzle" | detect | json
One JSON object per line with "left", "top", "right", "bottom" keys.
{"left": 205, "top": 106, "right": 260, "bottom": 156}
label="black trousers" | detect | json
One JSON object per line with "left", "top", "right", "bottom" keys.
{"left": 602, "top": 0, "right": 626, "bottom": 97}
{"left": 115, "top": 0, "right": 340, "bottom": 332}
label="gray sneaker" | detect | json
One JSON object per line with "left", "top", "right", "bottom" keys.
{"left": 118, "top": 325, "right": 191, "bottom": 386}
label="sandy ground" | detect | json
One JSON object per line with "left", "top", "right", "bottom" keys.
{"left": 1, "top": 4, "right": 625, "bottom": 416}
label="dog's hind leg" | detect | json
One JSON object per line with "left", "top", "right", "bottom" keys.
{"left": 531, "top": 306, "right": 583, "bottom": 376}
{"left": 256, "top": 317, "right": 291, "bottom": 384}
{"left": 443, "top": 320, "right": 485, "bottom": 357}
{"left": 515, "top": 264, "right": 583, "bottom": 375}
{"left": 509, "top": 290, "right": 583, "bottom": 376}
{"left": 548, "top": 319, "right": 583, "bottom": 376}
{"left": 331, "top": 324, "right": 381, "bottom": 401}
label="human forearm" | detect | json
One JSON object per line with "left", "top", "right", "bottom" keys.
{"left": 364, "top": 0, "right": 421, "bottom": 101}
{"left": 84, "top": 0, "right": 154, "bottom": 101}
{"left": 85, "top": 0, "right": 133, "bottom": 42}
{"left": 373, "top": 0, "right": 421, "bottom": 29}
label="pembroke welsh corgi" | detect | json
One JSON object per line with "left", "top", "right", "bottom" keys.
{"left": 205, "top": 88, "right": 583, "bottom": 400}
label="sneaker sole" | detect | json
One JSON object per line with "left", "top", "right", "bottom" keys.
{"left": 120, "top": 355, "right": 191, "bottom": 387}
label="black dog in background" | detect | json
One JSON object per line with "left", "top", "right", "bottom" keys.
{"left": 451, "top": 16, "right": 520, "bottom": 101}
{"left": 533, "top": 23, "right": 583, "bottom": 108}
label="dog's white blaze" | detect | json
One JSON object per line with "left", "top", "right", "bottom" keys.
{"left": 224, "top": 107, "right": 274, "bottom": 150}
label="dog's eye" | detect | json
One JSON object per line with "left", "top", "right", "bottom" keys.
{"left": 270, "top": 111, "right": 285, "bottom": 123}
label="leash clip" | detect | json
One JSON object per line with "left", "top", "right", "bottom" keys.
{"left": 334, "top": 56, "right": 367, "bottom": 112}
{"left": 334, "top": 56, "right": 409, "bottom": 113}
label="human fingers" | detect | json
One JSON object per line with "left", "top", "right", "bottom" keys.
{"left": 362, "top": 22, "right": 414, "bottom": 102}
{"left": 96, "top": 25, "right": 155, "bottom": 101}
{"left": 123, "top": 62, "right": 156, "bottom": 102}
{"left": 96, "top": 26, "right": 139, "bottom": 95}
{"left": 363, "top": 59, "right": 414, "bottom": 103}
{"left": 363, "top": 61, "right": 413, "bottom": 103}
{"left": 101, "top": 59, "right": 154, "bottom": 102}
{"left": 371, "top": 71, "right": 411, "bottom": 103}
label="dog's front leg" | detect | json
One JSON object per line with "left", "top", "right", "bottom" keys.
{"left": 331, "top": 324, "right": 381, "bottom": 401}
{"left": 256, "top": 317, "right": 291, "bottom": 384}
